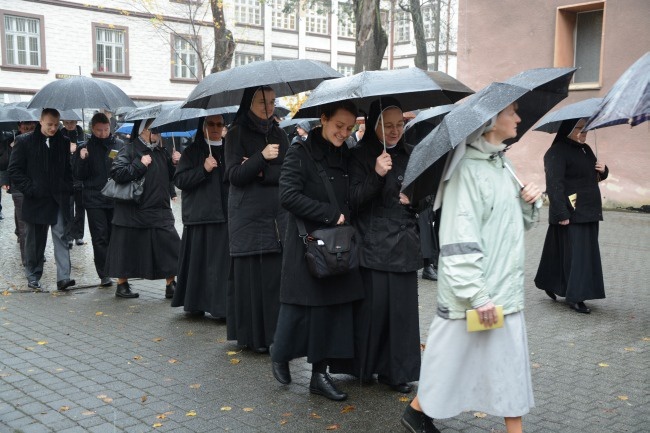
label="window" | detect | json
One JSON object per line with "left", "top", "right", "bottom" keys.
{"left": 337, "top": 4, "right": 355, "bottom": 38}
{"left": 271, "top": 0, "right": 296, "bottom": 30}
{"left": 234, "top": 53, "right": 262, "bottom": 67}
{"left": 337, "top": 64, "right": 354, "bottom": 76}
{"left": 554, "top": 2, "right": 605, "bottom": 87}
{"left": 305, "top": 8, "right": 329, "bottom": 35}
{"left": 172, "top": 35, "right": 199, "bottom": 80}
{"left": 93, "top": 24, "right": 128, "bottom": 75}
{"left": 2, "top": 13, "right": 43, "bottom": 68}
{"left": 395, "top": 11, "right": 410, "bottom": 43}
{"left": 422, "top": 5, "right": 436, "bottom": 40}
{"left": 234, "top": 0, "right": 262, "bottom": 26}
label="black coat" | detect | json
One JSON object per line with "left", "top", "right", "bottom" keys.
{"left": 544, "top": 136, "right": 609, "bottom": 224}
{"left": 7, "top": 128, "right": 72, "bottom": 225}
{"left": 73, "top": 134, "right": 124, "bottom": 209}
{"left": 110, "top": 138, "right": 176, "bottom": 228}
{"left": 224, "top": 115, "right": 289, "bottom": 256}
{"left": 173, "top": 140, "right": 228, "bottom": 225}
{"left": 278, "top": 129, "right": 364, "bottom": 307}
{"left": 349, "top": 140, "right": 422, "bottom": 272}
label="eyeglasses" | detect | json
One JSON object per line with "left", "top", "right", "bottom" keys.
{"left": 206, "top": 122, "right": 226, "bottom": 128}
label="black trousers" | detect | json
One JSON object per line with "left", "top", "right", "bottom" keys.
{"left": 12, "top": 193, "right": 26, "bottom": 265}
{"left": 66, "top": 188, "right": 85, "bottom": 241}
{"left": 86, "top": 207, "right": 113, "bottom": 279}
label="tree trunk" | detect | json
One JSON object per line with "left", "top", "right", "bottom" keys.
{"left": 210, "top": 0, "right": 235, "bottom": 73}
{"left": 354, "top": 0, "right": 388, "bottom": 73}
{"left": 409, "top": 0, "right": 428, "bottom": 70}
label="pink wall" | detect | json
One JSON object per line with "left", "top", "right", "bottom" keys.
{"left": 456, "top": 0, "right": 650, "bottom": 208}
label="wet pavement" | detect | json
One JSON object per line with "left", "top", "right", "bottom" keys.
{"left": 0, "top": 192, "right": 648, "bottom": 433}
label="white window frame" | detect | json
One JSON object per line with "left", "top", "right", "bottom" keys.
{"left": 234, "top": 52, "right": 262, "bottom": 67}
{"left": 395, "top": 11, "right": 410, "bottom": 43}
{"left": 95, "top": 26, "right": 126, "bottom": 74}
{"left": 305, "top": 8, "right": 329, "bottom": 35}
{"left": 173, "top": 35, "right": 199, "bottom": 80}
{"left": 3, "top": 14, "right": 41, "bottom": 67}
{"left": 234, "top": 0, "right": 262, "bottom": 26}
{"left": 337, "top": 64, "right": 354, "bottom": 76}
{"left": 271, "top": 0, "right": 296, "bottom": 30}
{"left": 337, "top": 4, "right": 355, "bottom": 38}
{"left": 422, "top": 5, "right": 436, "bottom": 40}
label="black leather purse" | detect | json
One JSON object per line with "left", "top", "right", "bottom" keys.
{"left": 296, "top": 147, "right": 359, "bottom": 279}
{"left": 101, "top": 145, "right": 145, "bottom": 204}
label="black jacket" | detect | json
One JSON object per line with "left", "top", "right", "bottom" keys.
{"left": 544, "top": 136, "right": 609, "bottom": 224}
{"left": 278, "top": 129, "right": 364, "bottom": 307}
{"left": 173, "top": 137, "right": 228, "bottom": 225}
{"left": 110, "top": 138, "right": 176, "bottom": 228}
{"left": 224, "top": 114, "right": 289, "bottom": 256}
{"left": 73, "top": 134, "right": 124, "bottom": 209}
{"left": 349, "top": 139, "right": 422, "bottom": 272}
{"left": 7, "top": 128, "right": 72, "bottom": 224}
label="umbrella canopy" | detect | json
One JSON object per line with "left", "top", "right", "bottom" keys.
{"left": 124, "top": 101, "right": 180, "bottom": 122}
{"left": 116, "top": 123, "right": 134, "bottom": 134}
{"left": 28, "top": 76, "right": 136, "bottom": 111}
{"left": 293, "top": 68, "right": 474, "bottom": 118}
{"left": 58, "top": 109, "right": 83, "bottom": 121}
{"left": 533, "top": 98, "right": 603, "bottom": 133}
{"left": 149, "top": 104, "right": 239, "bottom": 132}
{"left": 401, "top": 67, "right": 576, "bottom": 202}
{"left": 584, "top": 52, "right": 650, "bottom": 130}
{"left": 183, "top": 59, "right": 342, "bottom": 109}
{"left": 404, "top": 104, "right": 455, "bottom": 144}
{"left": 0, "top": 105, "right": 40, "bottom": 122}
{"left": 116, "top": 121, "right": 196, "bottom": 138}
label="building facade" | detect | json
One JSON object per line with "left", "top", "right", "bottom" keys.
{"left": 0, "top": 0, "right": 457, "bottom": 105}
{"left": 457, "top": 0, "right": 649, "bottom": 208}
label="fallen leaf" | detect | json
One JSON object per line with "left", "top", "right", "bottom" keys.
{"left": 141, "top": 395, "right": 148, "bottom": 403}
{"left": 55, "top": 368, "right": 64, "bottom": 372}
{"left": 474, "top": 412, "right": 487, "bottom": 418}
{"left": 59, "top": 406, "right": 70, "bottom": 412}
{"left": 102, "top": 397, "right": 113, "bottom": 403}
{"left": 598, "top": 362, "right": 609, "bottom": 367}
{"left": 226, "top": 350, "right": 242, "bottom": 356}
{"left": 133, "top": 355, "right": 142, "bottom": 360}
{"left": 623, "top": 347, "right": 636, "bottom": 352}
{"left": 95, "top": 312, "right": 103, "bottom": 316}
{"left": 281, "top": 412, "right": 292, "bottom": 417}
{"left": 326, "top": 425, "right": 340, "bottom": 430}
{"left": 532, "top": 363, "right": 541, "bottom": 368}
{"left": 185, "top": 330, "right": 194, "bottom": 336}
{"left": 81, "top": 410, "right": 95, "bottom": 416}
{"left": 37, "top": 341, "right": 48, "bottom": 345}
{"left": 25, "top": 347, "right": 34, "bottom": 351}
{"left": 618, "top": 395, "right": 629, "bottom": 401}
{"left": 153, "top": 337, "right": 163, "bottom": 342}
{"left": 189, "top": 383, "right": 201, "bottom": 389}
{"left": 230, "top": 358, "right": 240, "bottom": 364}
{"left": 2, "top": 290, "right": 11, "bottom": 296}
{"left": 310, "top": 412, "right": 321, "bottom": 419}
{"left": 399, "top": 396, "right": 411, "bottom": 402}
{"left": 420, "top": 343, "right": 426, "bottom": 351}
{"left": 243, "top": 407, "right": 254, "bottom": 412}
{"left": 340, "top": 405, "right": 355, "bottom": 414}
{"left": 220, "top": 406, "right": 232, "bottom": 411}
{"left": 168, "top": 359, "right": 178, "bottom": 364}
{"left": 280, "top": 419, "right": 288, "bottom": 425}
{"left": 153, "top": 423, "right": 163, "bottom": 428}
{"left": 156, "top": 414, "right": 167, "bottom": 420}
{"left": 217, "top": 338, "right": 226, "bottom": 343}
{"left": 642, "top": 337, "right": 650, "bottom": 341}
{"left": 186, "top": 410, "right": 197, "bottom": 416}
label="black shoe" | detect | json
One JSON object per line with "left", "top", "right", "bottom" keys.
{"left": 27, "top": 280, "right": 42, "bottom": 290}
{"left": 401, "top": 405, "right": 441, "bottom": 433}
{"left": 56, "top": 279, "right": 76, "bottom": 291}
{"left": 378, "top": 375, "right": 412, "bottom": 393}
{"left": 115, "top": 282, "right": 139, "bottom": 299}
{"left": 545, "top": 290, "right": 557, "bottom": 301}
{"left": 421, "top": 265, "right": 438, "bottom": 281}
{"left": 68, "top": 241, "right": 73, "bottom": 250}
{"left": 568, "top": 301, "right": 590, "bottom": 314}
{"left": 100, "top": 277, "right": 113, "bottom": 287}
{"left": 75, "top": 239, "right": 85, "bottom": 246}
{"left": 309, "top": 372, "right": 347, "bottom": 401}
{"left": 272, "top": 361, "right": 291, "bottom": 385}
{"left": 185, "top": 310, "right": 205, "bottom": 317}
{"left": 253, "top": 346, "right": 268, "bottom": 354}
{"left": 165, "top": 281, "right": 176, "bottom": 299}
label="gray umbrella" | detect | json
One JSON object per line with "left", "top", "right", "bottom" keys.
{"left": 58, "top": 109, "right": 83, "bottom": 121}
{"left": 124, "top": 101, "right": 181, "bottom": 122}
{"left": 293, "top": 68, "right": 473, "bottom": 118}
{"left": 584, "top": 51, "right": 650, "bottom": 130}
{"left": 404, "top": 104, "right": 455, "bottom": 144}
{"left": 0, "top": 105, "right": 40, "bottom": 122}
{"left": 401, "top": 67, "right": 576, "bottom": 202}
{"left": 533, "top": 98, "right": 602, "bottom": 133}
{"left": 149, "top": 104, "right": 239, "bottom": 132}
{"left": 28, "top": 76, "right": 135, "bottom": 111}
{"left": 183, "top": 59, "right": 342, "bottom": 109}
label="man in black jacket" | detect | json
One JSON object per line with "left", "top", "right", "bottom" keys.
{"left": 7, "top": 109, "right": 75, "bottom": 291}
{"left": 60, "top": 118, "right": 87, "bottom": 247}
{"left": 73, "top": 112, "right": 124, "bottom": 287}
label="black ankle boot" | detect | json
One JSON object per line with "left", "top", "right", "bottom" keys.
{"left": 115, "top": 282, "right": 139, "bottom": 299}
{"left": 272, "top": 361, "right": 291, "bottom": 384}
{"left": 165, "top": 281, "right": 176, "bottom": 299}
{"left": 309, "top": 372, "right": 347, "bottom": 401}
{"left": 401, "top": 405, "right": 441, "bottom": 433}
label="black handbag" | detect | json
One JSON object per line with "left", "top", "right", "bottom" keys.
{"left": 101, "top": 145, "right": 145, "bottom": 204}
{"left": 296, "top": 146, "right": 359, "bottom": 278}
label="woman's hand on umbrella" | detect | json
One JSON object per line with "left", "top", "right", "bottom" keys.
{"left": 141, "top": 155, "right": 152, "bottom": 166}
{"left": 336, "top": 214, "right": 346, "bottom": 225}
{"left": 262, "top": 144, "right": 279, "bottom": 160}
{"left": 204, "top": 156, "right": 218, "bottom": 172}
{"left": 80, "top": 148, "right": 89, "bottom": 159}
{"left": 375, "top": 151, "right": 392, "bottom": 177}
{"left": 475, "top": 301, "right": 498, "bottom": 327}
{"left": 398, "top": 193, "right": 411, "bottom": 205}
{"left": 172, "top": 150, "right": 181, "bottom": 165}
{"left": 595, "top": 161, "right": 606, "bottom": 173}
{"left": 520, "top": 182, "right": 541, "bottom": 204}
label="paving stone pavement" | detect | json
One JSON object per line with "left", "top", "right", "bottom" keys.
{"left": 0, "top": 192, "right": 648, "bottom": 433}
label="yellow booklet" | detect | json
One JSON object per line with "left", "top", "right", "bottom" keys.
{"left": 568, "top": 193, "right": 577, "bottom": 209}
{"left": 108, "top": 149, "right": 119, "bottom": 159}
{"left": 466, "top": 305, "right": 504, "bottom": 332}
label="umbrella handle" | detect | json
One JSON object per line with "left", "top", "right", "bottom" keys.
{"left": 503, "top": 162, "right": 542, "bottom": 209}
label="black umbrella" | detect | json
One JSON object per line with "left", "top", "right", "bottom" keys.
{"left": 28, "top": 76, "right": 135, "bottom": 111}
{"left": 183, "top": 59, "right": 342, "bottom": 109}
{"left": 0, "top": 105, "right": 40, "bottom": 122}
{"left": 401, "top": 67, "right": 576, "bottom": 202}
{"left": 584, "top": 51, "right": 650, "bottom": 130}
{"left": 533, "top": 98, "right": 602, "bottom": 133}
{"left": 404, "top": 104, "right": 455, "bottom": 144}
{"left": 278, "top": 117, "right": 320, "bottom": 131}
{"left": 58, "top": 109, "right": 83, "bottom": 121}
{"left": 124, "top": 101, "right": 180, "bottom": 122}
{"left": 293, "top": 68, "right": 473, "bottom": 118}
{"left": 149, "top": 104, "right": 239, "bottom": 132}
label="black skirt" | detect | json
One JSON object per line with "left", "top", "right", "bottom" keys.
{"left": 271, "top": 302, "right": 355, "bottom": 365}
{"left": 535, "top": 222, "right": 605, "bottom": 302}
{"left": 226, "top": 254, "right": 282, "bottom": 350}
{"left": 171, "top": 223, "right": 229, "bottom": 318}
{"left": 351, "top": 268, "right": 421, "bottom": 384}
{"left": 105, "top": 225, "right": 180, "bottom": 280}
